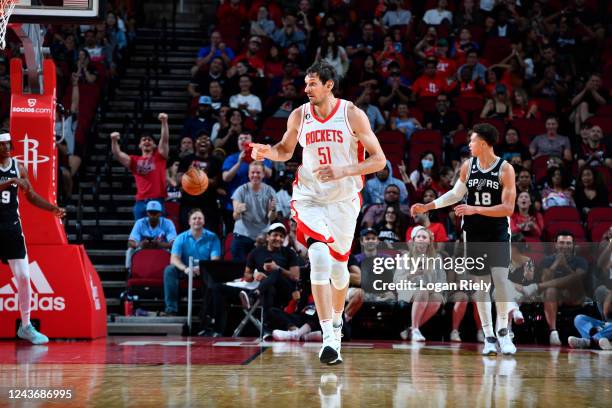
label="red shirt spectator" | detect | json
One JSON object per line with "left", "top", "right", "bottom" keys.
{"left": 130, "top": 150, "right": 167, "bottom": 201}
{"left": 111, "top": 114, "right": 170, "bottom": 220}
{"left": 412, "top": 73, "right": 447, "bottom": 98}
{"left": 233, "top": 36, "right": 265, "bottom": 74}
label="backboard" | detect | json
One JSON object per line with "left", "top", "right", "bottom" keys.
{"left": 11, "top": 0, "right": 107, "bottom": 23}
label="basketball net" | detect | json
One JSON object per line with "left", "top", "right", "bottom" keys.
{"left": 0, "top": 0, "right": 16, "bottom": 49}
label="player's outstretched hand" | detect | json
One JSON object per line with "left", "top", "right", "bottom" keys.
{"left": 454, "top": 204, "right": 476, "bottom": 217}
{"left": 314, "top": 165, "right": 345, "bottom": 182}
{"left": 53, "top": 206, "right": 66, "bottom": 218}
{"left": 410, "top": 203, "right": 427, "bottom": 217}
{"left": 249, "top": 143, "right": 271, "bottom": 161}
{"left": 158, "top": 113, "right": 168, "bottom": 122}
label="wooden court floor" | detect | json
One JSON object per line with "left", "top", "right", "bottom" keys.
{"left": 0, "top": 336, "right": 610, "bottom": 407}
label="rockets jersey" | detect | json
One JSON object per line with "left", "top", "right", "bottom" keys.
{"left": 462, "top": 156, "right": 509, "bottom": 234}
{"left": 0, "top": 158, "right": 21, "bottom": 227}
{"left": 293, "top": 99, "right": 365, "bottom": 204}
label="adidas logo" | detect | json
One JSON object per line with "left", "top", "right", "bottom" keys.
{"left": 0, "top": 261, "right": 66, "bottom": 311}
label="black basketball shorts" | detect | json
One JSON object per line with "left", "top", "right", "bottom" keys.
{"left": 0, "top": 222, "right": 27, "bottom": 263}
{"left": 463, "top": 228, "right": 510, "bottom": 276}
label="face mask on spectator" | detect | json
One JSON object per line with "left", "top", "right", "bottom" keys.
{"left": 421, "top": 159, "right": 434, "bottom": 170}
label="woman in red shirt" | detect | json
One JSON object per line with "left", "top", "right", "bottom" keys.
{"left": 510, "top": 191, "right": 544, "bottom": 240}
{"left": 511, "top": 88, "right": 540, "bottom": 119}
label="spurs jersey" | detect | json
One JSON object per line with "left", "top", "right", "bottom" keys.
{"left": 292, "top": 99, "right": 365, "bottom": 203}
{"left": 462, "top": 156, "right": 509, "bottom": 235}
{"left": 0, "top": 158, "right": 21, "bottom": 227}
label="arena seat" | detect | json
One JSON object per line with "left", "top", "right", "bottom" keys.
{"left": 477, "top": 118, "right": 506, "bottom": 137}
{"left": 482, "top": 37, "right": 512, "bottom": 64}
{"left": 532, "top": 98, "right": 557, "bottom": 116}
{"left": 454, "top": 96, "right": 484, "bottom": 127}
{"left": 164, "top": 201, "right": 180, "bottom": 232}
{"left": 410, "top": 129, "right": 442, "bottom": 146}
{"left": 223, "top": 234, "right": 234, "bottom": 261}
{"left": 127, "top": 249, "right": 171, "bottom": 288}
{"left": 589, "top": 221, "right": 611, "bottom": 242}
{"left": 451, "top": 129, "right": 469, "bottom": 148}
{"left": 544, "top": 221, "right": 586, "bottom": 242}
{"left": 587, "top": 116, "right": 612, "bottom": 135}
{"left": 586, "top": 207, "right": 612, "bottom": 230}
{"left": 543, "top": 206, "right": 581, "bottom": 225}
{"left": 532, "top": 155, "right": 549, "bottom": 183}
{"left": 511, "top": 118, "right": 546, "bottom": 144}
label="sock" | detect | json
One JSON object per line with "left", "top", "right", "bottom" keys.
{"left": 296, "top": 324, "right": 311, "bottom": 338}
{"left": 332, "top": 310, "right": 343, "bottom": 327}
{"left": 9, "top": 258, "right": 31, "bottom": 327}
{"left": 496, "top": 302, "right": 511, "bottom": 336}
{"left": 477, "top": 301, "right": 495, "bottom": 338}
{"left": 320, "top": 319, "right": 333, "bottom": 339}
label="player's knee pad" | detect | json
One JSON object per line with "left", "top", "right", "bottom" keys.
{"left": 8, "top": 256, "right": 30, "bottom": 283}
{"left": 330, "top": 259, "right": 349, "bottom": 290}
{"left": 308, "top": 242, "right": 331, "bottom": 285}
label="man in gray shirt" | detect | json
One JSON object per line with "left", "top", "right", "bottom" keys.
{"left": 529, "top": 117, "right": 572, "bottom": 161}
{"left": 231, "top": 161, "right": 277, "bottom": 261}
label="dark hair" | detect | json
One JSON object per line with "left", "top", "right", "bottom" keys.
{"left": 188, "top": 208, "right": 204, "bottom": 219}
{"left": 306, "top": 61, "right": 338, "bottom": 90}
{"left": 472, "top": 123, "right": 499, "bottom": 146}
{"left": 576, "top": 166, "right": 607, "bottom": 196}
{"left": 555, "top": 230, "right": 574, "bottom": 241}
{"left": 320, "top": 31, "right": 340, "bottom": 60}
{"left": 546, "top": 165, "right": 570, "bottom": 189}
{"left": 416, "top": 151, "right": 440, "bottom": 181}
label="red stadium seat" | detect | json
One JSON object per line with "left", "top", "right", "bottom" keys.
{"left": 451, "top": 129, "right": 469, "bottom": 147}
{"left": 532, "top": 98, "right": 557, "bottom": 116}
{"left": 416, "top": 96, "right": 438, "bottom": 114}
{"left": 259, "top": 117, "right": 287, "bottom": 143}
{"left": 587, "top": 116, "right": 612, "bottom": 135}
{"left": 543, "top": 206, "right": 580, "bottom": 226}
{"left": 482, "top": 37, "right": 512, "bottom": 64}
{"left": 127, "top": 249, "right": 171, "bottom": 288}
{"left": 587, "top": 208, "right": 612, "bottom": 230}
{"left": 454, "top": 96, "right": 485, "bottom": 127}
{"left": 164, "top": 201, "right": 180, "bottom": 233}
{"left": 410, "top": 129, "right": 442, "bottom": 145}
{"left": 511, "top": 118, "right": 545, "bottom": 144}
{"left": 544, "top": 221, "right": 586, "bottom": 242}
{"left": 532, "top": 155, "right": 549, "bottom": 183}
{"left": 590, "top": 221, "right": 611, "bottom": 242}
{"left": 223, "top": 233, "right": 234, "bottom": 261}
{"left": 596, "top": 105, "right": 612, "bottom": 116}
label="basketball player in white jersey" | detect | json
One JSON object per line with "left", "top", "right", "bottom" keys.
{"left": 251, "top": 62, "right": 386, "bottom": 364}
{"left": 0, "top": 132, "right": 65, "bottom": 344}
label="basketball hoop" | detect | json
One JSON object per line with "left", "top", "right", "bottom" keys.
{"left": 0, "top": 0, "right": 17, "bottom": 49}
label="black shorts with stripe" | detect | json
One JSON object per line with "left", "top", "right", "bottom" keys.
{"left": 464, "top": 229, "right": 510, "bottom": 275}
{"left": 0, "top": 222, "right": 26, "bottom": 263}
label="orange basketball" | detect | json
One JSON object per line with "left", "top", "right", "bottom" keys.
{"left": 181, "top": 167, "right": 209, "bottom": 196}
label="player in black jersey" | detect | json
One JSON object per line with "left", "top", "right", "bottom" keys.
{"left": 0, "top": 133, "right": 65, "bottom": 344}
{"left": 411, "top": 123, "right": 517, "bottom": 355}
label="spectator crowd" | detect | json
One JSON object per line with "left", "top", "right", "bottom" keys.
{"left": 118, "top": 0, "right": 611, "bottom": 347}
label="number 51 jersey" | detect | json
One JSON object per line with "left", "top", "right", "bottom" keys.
{"left": 462, "top": 156, "right": 509, "bottom": 234}
{"left": 293, "top": 99, "right": 365, "bottom": 204}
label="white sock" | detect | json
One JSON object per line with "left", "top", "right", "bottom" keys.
{"left": 496, "top": 302, "right": 511, "bottom": 335}
{"left": 332, "top": 310, "right": 343, "bottom": 327}
{"left": 491, "top": 267, "right": 513, "bottom": 335}
{"left": 296, "top": 324, "right": 311, "bottom": 338}
{"left": 9, "top": 257, "right": 31, "bottom": 327}
{"left": 320, "top": 319, "right": 333, "bottom": 339}
{"left": 477, "top": 301, "right": 495, "bottom": 338}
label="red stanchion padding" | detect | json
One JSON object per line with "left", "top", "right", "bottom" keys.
{"left": 0, "top": 245, "right": 107, "bottom": 339}
{"left": 10, "top": 58, "right": 66, "bottom": 245}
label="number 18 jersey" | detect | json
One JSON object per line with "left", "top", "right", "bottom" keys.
{"left": 292, "top": 99, "right": 365, "bottom": 204}
{"left": 463, "top": 156, "right": 509, "bottom": 234}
